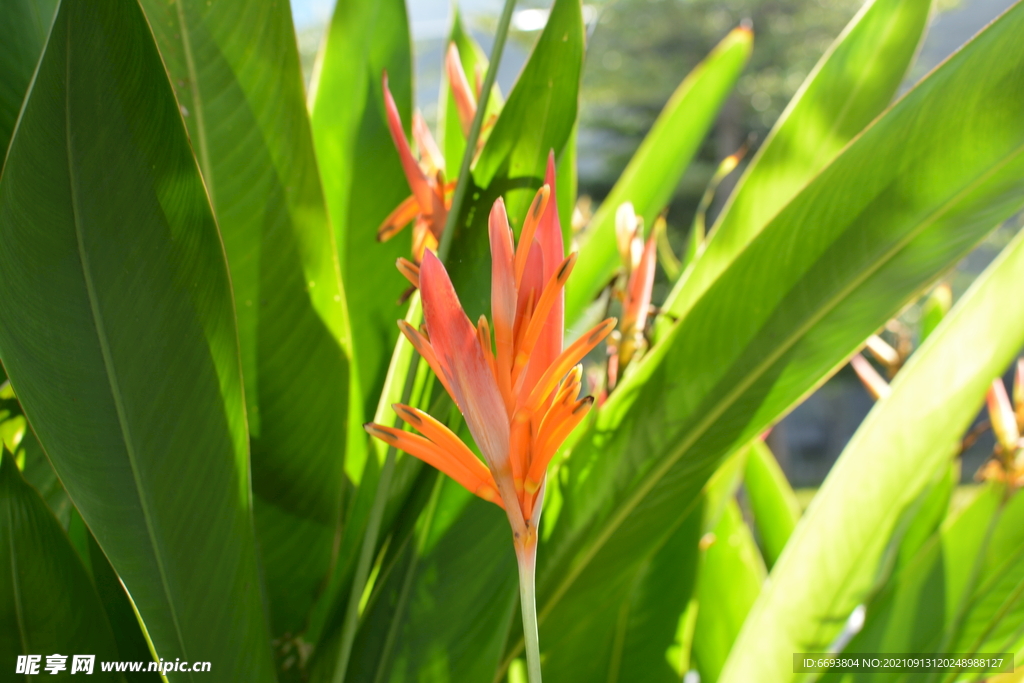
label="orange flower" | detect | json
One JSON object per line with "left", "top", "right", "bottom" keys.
{"left": 377, "top": 45, "right": 490, "bottom": 262}
{"left": 377, "top": 73, "right": 454, "bottom": 260}
{"left": 366, "top": 155, "right": 615, "bottom": 546}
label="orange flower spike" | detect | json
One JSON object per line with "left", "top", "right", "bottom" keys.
{"left": 520, "top": 318, "right": 617, "bottom": 416}
{"left": 987, "top": 378, "right": 1020, "bottom": 453}
{"left": 378, "top": 196, "right": 421, "bottom": 242}
{"left": 446, "top": 42, "right": 478, "bottom": 138}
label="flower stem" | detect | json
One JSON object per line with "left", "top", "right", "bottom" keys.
{"left": 515, "top": 543, "right": 543, "bottom": 683}
{"left": 437, "top": 0, "right": 518, "bottom": 261}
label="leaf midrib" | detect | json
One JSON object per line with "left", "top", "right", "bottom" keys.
{"left": 536, "top": 140, "right": 1024, "bottom": 628}
{"left": 63, "top": 11, "right": 192, "bottom": 674}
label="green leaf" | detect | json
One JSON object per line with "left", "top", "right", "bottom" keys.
{"left": 139, "top": 0, "right": 354, "bottom": 637}
{"left": 81, "top": 526, "right": 161, "bottom": 680}
{"left": 719, "top": 208, "right": 1024, "bottom": 681}
{"left": 744, "top": 439, "right": 801, "bottom": 568}
{"left": 659, "top": 0, "right": 932, "bottom": 330}
{"left": 446, "top": 0, "right": 584, "bottom": 322}
{"left": 920, "top": 283, "right": 953, "bottom": 342}
{"left": 438, "top": 7, "right": 502, "bottom": 177}
{"left": 310, "top": 0, "right": 413, "bottom": 420}
{"left": 0, "top": 0, "right": 57, "bottom": 155}
{"left": 564, "top": 27, "right": 752, "bottom": 328}
{"left": 0, "top": 0, "right": 276, "bottom": 676}
{"left": 0, "top": 450, "right": 122, "bottom": 670}
{"left": 692, "top": 500, "right": 766, "bottom": 683}
{"left": 531, "top": 443, "right": 748, "bottom": 682}
{"left": 820, "top": 484, "right": 1024, "bottom": 683}
{"left": 471, "top": 0, "right": 584, "bottom": 227}
{"left": 315, "top": 480, "right": 520, "bottom": 683}
{"left": 531, "top": 3, "right": 1024, "bottom": 676}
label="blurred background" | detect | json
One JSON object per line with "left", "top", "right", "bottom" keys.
{"left": 291, "top": 0, "right": 1021, "bottom": 491}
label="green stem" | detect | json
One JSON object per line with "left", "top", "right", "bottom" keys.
{"left": 437, "top": 0, "right": 518, "bottom": 261}
{"left": 516, "top": 544, "right": 543, "bottom": 683}
{"left": 332, "top": 353, "right": 420, "bottom": 683}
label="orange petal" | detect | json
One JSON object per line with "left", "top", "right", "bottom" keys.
{"left": 514, "top": 243, "right": 544, "bottom": 344}
{"left": 621, "top": 231, "right": 657, "bottom": 339}
{"left": 392, "top": 404, "right": 495, "bottom": 482}
{"left": 525, "top": 396, "right": 593, "bottom": 495}
{"left": 420, "top": 250, "right": 512, "bottom": 481}
{"left": 396, "top": 258, "right": 420, "bottom": 289}
{"left": 411, "top": 217, "right": 440, "bottom": 261}
{"left": 851, "top": 354, "right": 890, "bottom": 401}
{"left": 413, "top": 110, "right": 445, "bottom": 177}
{"left": 521, "top": 318, "right": 616, "bottom": 414}
{"left": 987, "top": 379, "right": 1020, "bottom": 452}
{"left": 513, "top": 254, "right": 576, "bottom": 384}
{"left": 383, "top": 73, "right": 433, "bottom": 213}
{"left": 398, "top": 319, "right": 455, "bottom": 400}
{"left": 509, "top": 409, "right": 532, "bottom": 496}
{"left": 477, "top": 315, "right": 499, "bottom": 386}
{"left": 522, "top": 154, "right": 567, "bottom": 395}
{"left": 446, "top": 42, "right": 478, "bottom": 138}
{"left": 1014, "top": 358, "right": 1023, "bottom": 430}
{"left": 365, "top": 423, "right": 502, "bottom": 507}
{"left": 514, "top": 186, "right": 551, "bottom": 287}
{"left": 378, "top": 195, "right": 422, "bottom": 242}
{"left": 489, "top": 199, "right": 517, "bottom": 411}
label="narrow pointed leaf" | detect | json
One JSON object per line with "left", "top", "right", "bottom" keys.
{"left": 659, "top": 0, "right": 932, "bottom": 329}
{"left": 721, "top": 213, "right": 1024, "bottom": 682}
{"left": 744, "top": 439, "right": 801, "bottom": 568}
{"left": 310, "top": 0, "right": 413, "bottom": 419}
{"left": 0, "top": 0, "right": 57, "bottom": 155}
{"left": 139, "top": 0, "right": 354, "bottom": 637}
{"left": 0, "top": 0, "right": 276, "bottom": 675}
{"left": 0, "top": 451, "right": 122, "bottom": 670}
{"left": 564, "top": 27, "right": 752, "bottom": 327}
{"left": 529, "top": 5, "right": 1024, "bottom": 678}
{"left": 819, "top": 484, "right": 1024, "bottom": 683}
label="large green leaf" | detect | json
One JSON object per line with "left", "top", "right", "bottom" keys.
{"left": 438, "top": 7, "right": 502, "bottom": 178}
{"left": 564, "top": 27, "right": 752, "bottom": 328}
{"left": 744, "top": 439, "right": 801, "bottom": 568}
{"left": 0, "top": 0, "right": 276, "bottom": 677}
{"left": 470, "top": 0, "right": 583, "bottom": 228}
{"left": 139, "top": 0, "right": 353, "bottom": 637}
{"left": 820, "top": 484, "right": 1024, "bottom": 683}
{"left": 331, "top": 480, "right": 520, "bottom": 683}
{"left": 659, "top": 0, "right": 932, "bottom": 328}
{"left": 0, "top": 451, "right": 122, "bottom": 674}
{"left": 447, "top": 0, "right": 584, "bottom": 322}
{"left": 523, "top": 440, "right": 748, "bottom": 682}
{"left": 525, "top": 2, "right": 1024, "bottom": 675}
{"left": 0, "top": 0, "right": 57, "bottom": 156}
{"left": 310, "top": 0, "right": 413, "bottom": 420}
{"left": 692, "top": 500, "right": 765, "bottom": 683}
{"left": 719, "top": 210, "right": 1024, "bottom": 680}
